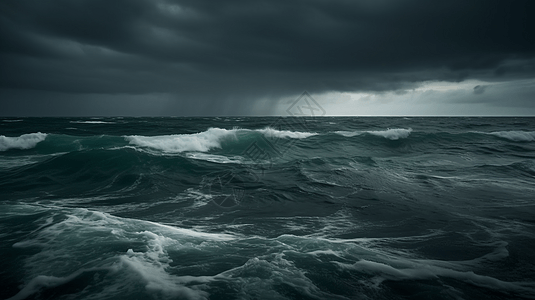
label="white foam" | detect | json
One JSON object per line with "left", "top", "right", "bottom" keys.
{"left": 489, "top": 131, "right": 535, "bottom": 142}
{"left": 126, "top": 128, "right": 237, "bottom": 153}
{"left": 145, "top": 220, "right": 236, "bottom": 241}
{"left": 334, "top": 130, "right": 362, "bottom": 137}
{"left": 218, "top": 255, "right": 344, "bottom": 299}
{"left": 120, "top": 231, "right": 211, "bottom": 300}
{"left": 0, "top": 132, "right": 47, "bottom": 151}
{"left": 125, "top": 127, "right": 317, "bottom": 153}
{"left": 185, "top": 153, "right": 244, "bottom": 164}
{"left": 8, "top": 208, "right": 232, "bottom": 299}
{"left": 257, "top": 127, "right": 318, "bottom": 139}
{"left": 70, "top": 120, "right": 114, "bottom": 124}
{"left": 3, "top": 119, "right": 23, "bottom": 122}
{"left": 367, "top": 128, "right": 412, "bottom": 140}
{"left": 334, "top": 128, "right": 412, "bottom": 140}
{"left": 306, "top": 249, "right": 342, "bottom": 257}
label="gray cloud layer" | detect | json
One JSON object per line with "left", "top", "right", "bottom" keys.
{"left": 1, "top": 0, "right": 534, "bottom": 115}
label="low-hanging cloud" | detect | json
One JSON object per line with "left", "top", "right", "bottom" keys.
{"left": 1, "top": 0, "right": 534, "bottom": 115}
{"left": 473, "top": 85, "right": 487, "bottom": 95}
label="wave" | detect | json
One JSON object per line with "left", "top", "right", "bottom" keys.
{"left": 488, "top": 131, "right": 535, "bottom": 142}
{"left": 126, "top": 127, "right": 317, "bottom": 153}
{"left": 0, "top": 133, "right": 47, "bottom": 151}
{"left": 8, "top": 208, "right": 225, "bottom": 300}
{"left": 336, "top": 259, "right": 535, "bottom": 297}
{"left": 333, "top": 131, "right": 362, "bottom": 137}
{"left": 334, "top": 128, "right": 412, "bottom": 140}
{"left": 367, "top": 128, "right": 413, "bottom": 140}
{"left": 126, "top": 128, "right": 237, "bottom": 153}
{"left": 257, "top": 127, "right": 318, "bottom": 139}
{"left": 69, "top": 120, "right": 115, "bottom": 124}
{"left": 185, "top": 153, "right": 245, "bottom": 164}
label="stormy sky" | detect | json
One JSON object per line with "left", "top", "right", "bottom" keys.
{"left": 1, "top": 0, "right": 534, "bottom": 116}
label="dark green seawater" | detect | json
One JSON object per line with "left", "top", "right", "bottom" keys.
{"left": 1, "top": 117, "right": 534, "bottom": 300}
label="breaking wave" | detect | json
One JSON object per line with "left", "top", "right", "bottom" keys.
{"left": 69, "top": 121, "right": 115, "bottom": 124}
{"left": 257, "top": 127, "right": 318, "bottom": 139}
{"left": 126, "top": 127, "right": 317, "bottom": 153}
{"left": 334, "top": 128, "right": 413, "bottom": 140}
{"left": 0, "top": 133, "right": 48, "bottom": 151}
{"left": 488, "top": 131, "right": 535, "bottom": 142}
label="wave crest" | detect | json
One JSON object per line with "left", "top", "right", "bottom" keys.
{"left": 126, "top": 128, "right": 237, "bottom": 153}
{"left": 489, "top": 131, "right": 535, "bottom": 142}
{"left": 333, "top": 131, "right": 362, "bottom": 137}
{"left": 257, "top": 127, "right": 318, "bottom": 139}
{"left": 70, "top": 121, "right": 115, "bottom": 124}
{"left": 367, "top": 128, "right": 412, "bottom": 140}
{"left": 126, "top": 127, "right": 316, "bottom": 153}
{"left": 0, "top": 133, "right": 48, "bottom": 151}
{"left": 334, "top": 128, "right": 412, "bottom": 140}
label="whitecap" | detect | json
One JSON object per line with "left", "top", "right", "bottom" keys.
{"left": 125, "top": 127, "right": 317, "bottom": 153}
{"left": 76, "top": 120, "right": 110, "bottom": 124}
{"left": 489, "top": 131, "right": 535, "bottom": 142}
{"left": 0, "top": 132, "right": 47, "bottom": 151}
{"left": 257, "top": 127, "right": 318, "bottom": 139}
{"left": 125, "top": 128, "right": 238, "bottom": 153}
{"left": 334, "top": 130, "right": 362, "bottom": 137}
{"left": 367, "top": 128, "right": 412, "bottom": 140}
{"left": 334, "top": 128, "right": 412, "bottom": 140}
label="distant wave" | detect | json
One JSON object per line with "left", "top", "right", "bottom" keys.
{"left": 70, "top": 121, "right": 114, "bottom": 124}
{"left": 0, "top": 133, "right": 47, "bottom": 151}
{"left": 367, "top": 128, "right": 413, "bottom": 140}
{"left": 126, "top": 127, "right": 317, "bottom": 153}
{"left": 335, "top": 128, "right": 412, "bottom": 140}
{"left": 488, "top": 131, "right": 535, "bottom": 142}
{"left": 257, "top": 127, "right": 317, "bottom": 139}
{"left": 126, "top": 128, "right": 237, "bottom": 153}
{"left": 333, "top": 131, "right": 362, "bottom": 137}
{"left": 2, "top": 119, "right": 23, "bottom": 122}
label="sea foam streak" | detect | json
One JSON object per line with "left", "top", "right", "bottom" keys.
{"left": 9, "top": 208, "right": 230, "bottom": 300}
{"left": 126, "top": 127, "right": 316, "bottom": 153}
{"left": 0, "top": 133, "right": 47, "bottom": 151}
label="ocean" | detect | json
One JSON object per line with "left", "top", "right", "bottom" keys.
{"left": 1, "top": 117, "right": 534, "bottom": 300}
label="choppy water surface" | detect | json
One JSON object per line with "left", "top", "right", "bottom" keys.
{"left": 1, "top": 117, "right": 534, "bottom": 300}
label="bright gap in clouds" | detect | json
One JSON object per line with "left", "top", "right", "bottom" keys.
{"left": 281, "top": 79, "right": 535, "bottom": 116}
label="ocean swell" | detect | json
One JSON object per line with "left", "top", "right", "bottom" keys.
{"left": 125, "top": 127, "right": 317, "bottom": 153}
{"left": 334, "top": 128, "right": 413, "bottom": 140}
{"left": 0, "top": 133, "right": 48, "bottom": 151}
{"left": 489, "top": 131, "right": 535, "bottom": 142}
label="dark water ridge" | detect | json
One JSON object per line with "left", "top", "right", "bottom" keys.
{"left": 1, "top": 117, "right": 534, "bottom": 300}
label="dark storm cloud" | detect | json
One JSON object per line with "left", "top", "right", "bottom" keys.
{"left": 1, "top": 0, "right": 534, "bottom": 115}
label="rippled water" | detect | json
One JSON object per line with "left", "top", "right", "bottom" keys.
{"left": 1, "top": 117, "right": 534, "bottom": 300}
